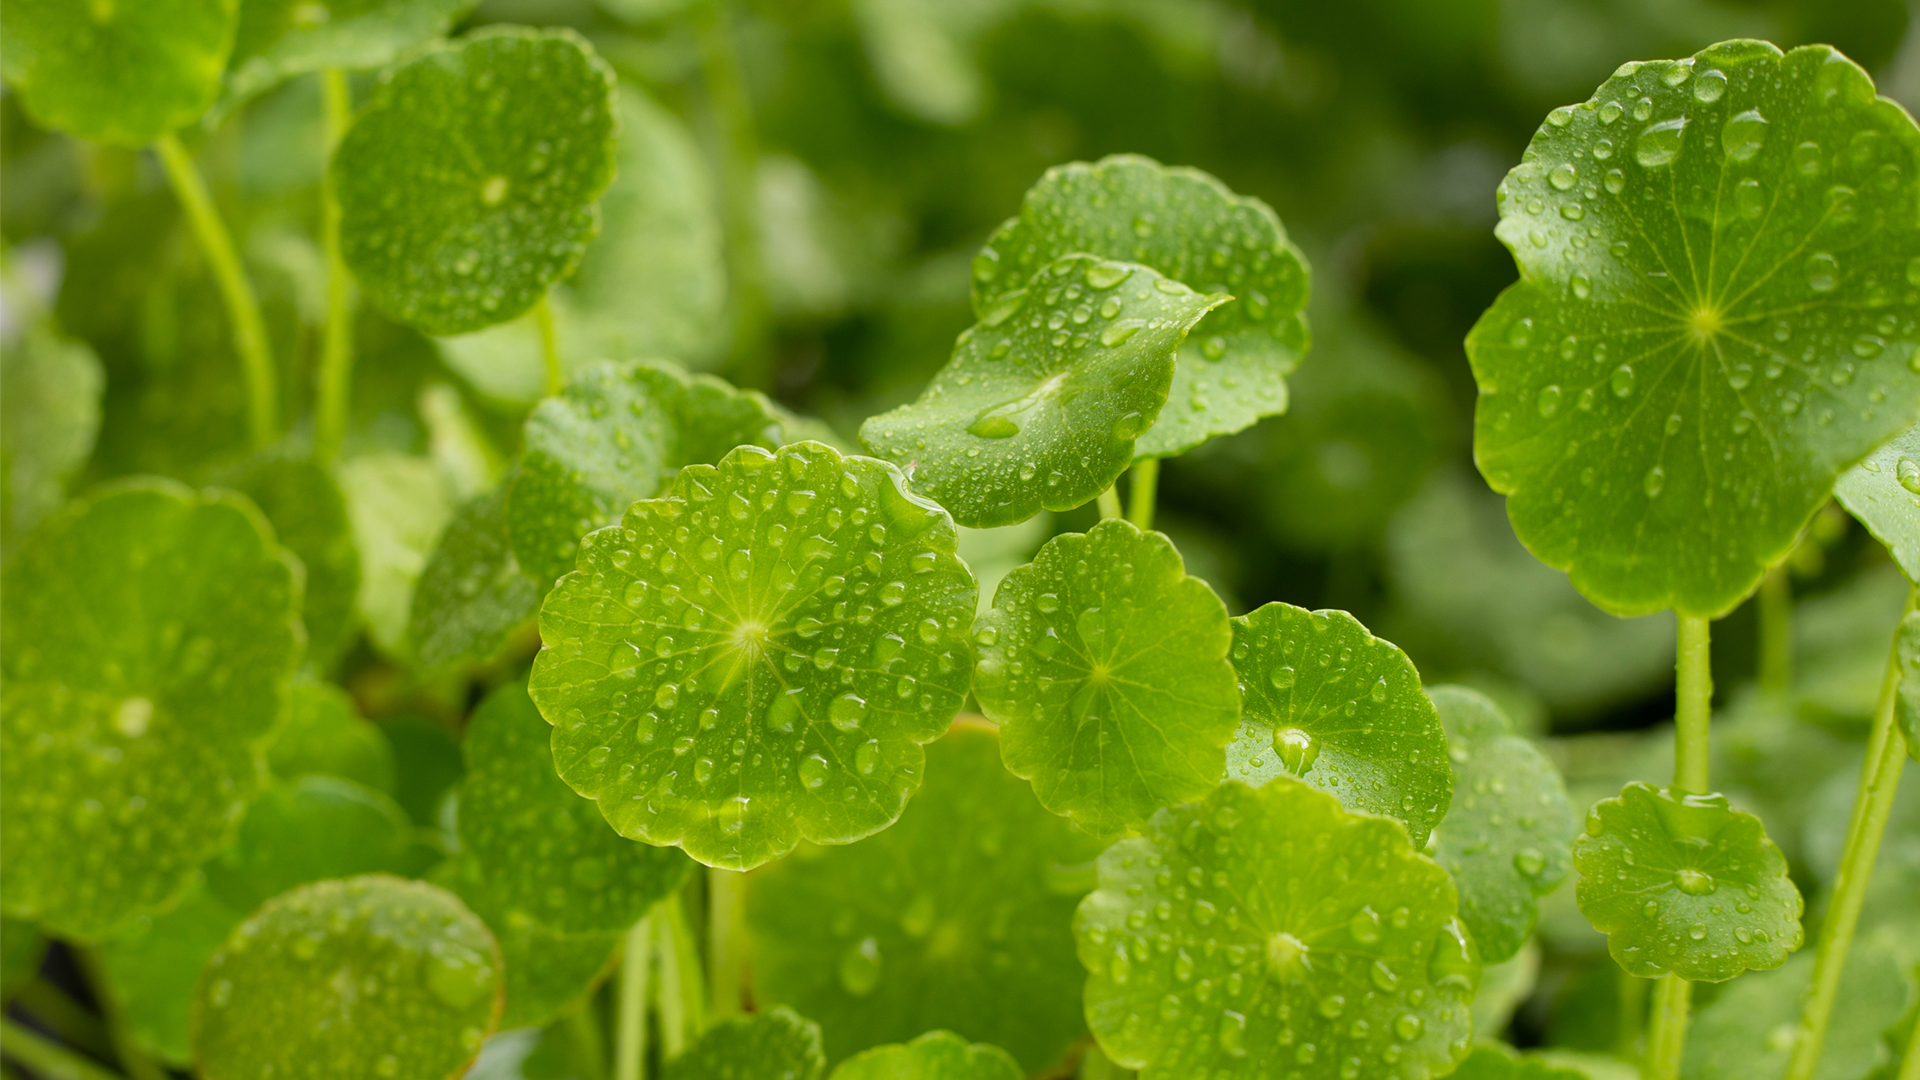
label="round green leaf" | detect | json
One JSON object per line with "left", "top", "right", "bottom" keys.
{"left": 975, "top": 518, "right": 1239, "bottom": 836}
{"left": 461, "top": 679, "right": 692, "bottom": 934}
{"left": 1425, "top": 686, "right": 1578, "bottom": 964}
{"left": 1223, "top": 601, "right": 1452, "bottom": 846}
{"left": 100, "top": 882, "right": 244, "bottom": 1065}
{"left": 1834, "top": 421, "right": 1920, "bottom": 583}
{"left": 1450, "top": 1044, "right": 1589, "bottom": 1080}
{"left": 509, "top": 359, "right": 782, "bottom": 586}
{"left": 436, "top": 856, "right": 621, "bottom": 1031}
{"left": 662, "top": 1006, "right": 825, "bottom": 1080}
{"left": 829, "top": 1031, "right": 1023, "bottom": 1080}
{"left": 226, "top": 0, "right": 473, "bottom": 103}
{"left": 384, "top": 716, "right": 466, "bottom": 827}
{"left": 1466, "top": 41, "right": 1920, "bottom": 618}
{"left": 0, "top": 0, "right": 237, "bottom": 144}
{"left": 1075, "top": 779, "right": 1478, "bottom": 1080}
{"left": 340, "top": 451, "right": 456, "bottom": 658}
{"left": 410, "top": 487, "right": 540, "bottom": 672}
{"left": 226, "top": 455, "right": 363, "bottom": 670}
{"left": 748, "top": 724, "right": 1104, "bottom": 1073}
{"left": 334, "top": 26, "right": 616, "bottom": 336}
{"left": 1, "top": 324, "right": 103, "bottom": 542}
{"left": 1572, "top": 782, "right": 1802, "bottom": 981}
{"left": 971, "top": 154, "right": 1311, "bottom": 461}
{"left": 204, "top": 775, "right": 418, "bottom": 913}
{"left": 0, "top": 480, "right": 302, "bottom": 941}
{"left": 1682, "top": 943, "right": 1914, "bottom": 1080}
{"left": 195, "top": 875, "right": 502, "bottom": 1080}
{"left": 1899, "top": 610, "right": 1920, "bottom": 760}
{"left": 530, "top": 441, "right": 977, "bottom": 870}
{"left": 860, "top": 255, "right": 1226, "bottom": 528}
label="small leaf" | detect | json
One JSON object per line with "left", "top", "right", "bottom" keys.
{"left": 662, "top": 1006, "right": 826, "bottom": 1080}
{"left": 195, "top": 875, "right": 503, "bottom": 1080}
{"left": 1682, "top": 942, "right": 1914, "bottom": 1080}
{"left": 1224, "top": 602, "right": 1452, "bottom": 846}
{"left": 340, "top": 451, "right": 455, "bottom": 658}
{"left": 861, "top": 255, "right": 1225, "bottom": 528}
{"left": 748, "top": 725, "right": 1104, "bottom": 1073}
{"left": 0, "top": 0, "right": 237, "bottom": 144}
{"left": 225, "top": 455, "right": 363, "bottom": 670}
{"left": 334, "top": 27, "right": 617, "bottom": 336}
{"left": 461, "top": 680, "right": 692, "bottom": 935}
{"left": 410, "top": 487, "right": 541, "bottom": 671}
{"left": 1467, "top": 41, "right": 1920, "bottom": 617}
{"left": 530, "top": 442, "right": 977, "bottom": 870}
{"left": 972, "top": 154, "right": 1311, "bottom": 460}
{"left": 98, "top": 883, "right": 243, "bottom": 1065}
{"left": 829, "top": 1031, "right": 1023, "bottom": 1080}
{"left": 1, "top": 324, "right": 103, "bottom": 542}
{"left": 1834, "top": 421, "right": 1920, "bottom": 583}
{"left": 508, "top": 359, "right": 782, "bottom": 586}
{"left": 1899, "top": 610, "right": 1920, "bottom": 761}
{"left": 0, "top": 480, "right": 302, "bottom": 941}
{"left": 1425, "top": 686, "right": 1578, "bottom": 963}
{"left": 1075, "top": 779, "right": 1477, "bottom": 1080}
{"left": 225, "top": 0, "right": 473, "bottom": 103}
{"left": 1449, "top": 1044, "right": 1590, "bottom": 1080}
{"left": 436, "top": 857, "right": 621, "bottom": 1031}
{"left": 1572, "top": 782, "right": 1802, "bottom": 981}
{"left": 976, "top": 518, "right": 1239, "bottom": 836}
{"left": 204, "top": 775, "right": 419, "bottom": 913}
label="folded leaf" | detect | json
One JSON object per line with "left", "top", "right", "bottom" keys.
{"left": 1834, "top": 421, "right": 1920, "bottom": 583}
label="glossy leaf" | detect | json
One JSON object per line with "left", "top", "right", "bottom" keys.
{"left": 0, "top": 480, "right": 302, "bottom": 941}
{"left": 1834, "top": 420, "right": 1920, "bottom": 582}
{"left": 437, "top": 857, "right": 621, "bottom": 1031}
{"left": 971, "top": 154, "right": 1311, "bottom": 460}
{"left": 1899, "top": 610, "right": 1920, "bottom": 759}
{"left": 861, "top": 255, "right": 1226, "bottom": 528}
{"left": 509, "top": 359, "right": 782, "bottom": 586}
{"left": 662, "top": 1006, "right": 826, "bottom": 1080}
{"left": 226, "top": 455, "right": 363, "bottom": 670}
{"left": 530, "top": 441, "right": 977, "bottom": 870}
{"left": 341, "top": 452, "right": 454, "bottom": 658}
{"left": 334, "top": 27, "right": 616, "bottom": 336}
{"left": 1223, "top": 601, "right": 1452, "bottom": 846}
{"left": 0, "top": 0, "right": 237, "bottom": 144}
{"left": 1572, "top": 782, "right": 1801, "bottom": 981}
{"left": 100, "top": 882, "right": 242, "bottom": 1065}
{"left": 1, "top": 324, "right": 102, "bottom": 542}
{"left": 1467, "top": 41, "right": 1920, "bottom": 617}
{"left": 196, "top": 875, "right": 503, "bottom": 1080}
{"left": 976, "top": 518, "right": 1239, "bottom": 836}
{"left": 1682, "top": 943, "right": 1914, "bottom": 1080}
{"left": 1075, "top": 779, "right": 1478, "bottom": 1080}
{"left": 1451, "top": 1044, "right": 1589, "bottom": 1080}
{"left": 410, "top": 487, "right": 540, "bottom": 671}
{"left": 226, "top": 0, "right": 472, "bottom": 102}
{"left": 748, "top": 725, "right": 1104, "bottom": 1072}
{"left": 1425, "top": 686, "right": 1578, "bottom": 963}
{"left": 829, "top": 1031, "right": 1023, "bottom": 1080}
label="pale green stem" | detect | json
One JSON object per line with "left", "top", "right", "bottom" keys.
{"left": 567, "top": 1004, "right": 607, "bottom": 1080}
{"left": 536, "top": 292, "right": 563, "bottom": 396}
{"left": 655, "top": 898, "right": 707, "bottom": 1058}
{"left": 1616, "top": 973, "right": 1648, "bottom": 1062}
{"left": 1646, "top": 615, "right": 1712, "bottom": 1079}
{"left": 690, "top": 0, "right": 768, "bottom": 389}
{"left": 1896, "top": 1008, "right": 1920, "bottom": 1080}
{"left": 1097, "top": 486, "right": 1122, "bottom": 520}
{"left": 1759, "top": 566, "right": 1792, "bottom": 696}
{"left": 1783, "top": 587, "right": 1917, "bottom": 1080}
{"left": 615, "top": 915, "right": 653, "bottom": 1080}
{"left": 314, "top": 67, "right": 355, "bottom": 466}
{"left": 0, "top": 1019, "right": 125, "bottom": 1080}
{"left": 1127, "top": 458, "right": 1159, "bottom": 530}
{"left": 72, "top": 951, "right": 162, "bottom": 1080}
{"left": 707, "top": 868, "right": 746, "bottom": 1020}
{"left": 1645, "top": 975, "right": 1690, "bottom": 1080}
{"left": 153, "top": 133, "right": 277, "bottom": 449}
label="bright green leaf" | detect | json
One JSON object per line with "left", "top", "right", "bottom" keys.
{"left": 334, "top": 27, "right": 616, "bottom": 336}
{"left": 663, "top": 1006, "right": 826, "bottom": 1080}
{"left": 1425, "top": 686, "right": 1578, "bottom": 964}
{"left": 829, "top": 1031, "right": 1023, "bottom": 1080}
{"left": 971, "top": 154, "right": 1311, "bottom": 460}
{"left": 1834, "top": 421, "right": 1920, "bottom": 583}
{"left": 99, "top": 882, "right": 243, "bottom": 1065}
{"left": 1899, "top": 610, "right": 1920, "bottom": 760}
{"left": 1451, "top": 1044, "right": 1589, "bottom": 1080}
{"left": 225, "top": 455, "right": 363, "bottom": 670}
{"left": 1, "top": 324, "right": 102, "bottom": 542}
{"left": 1075, "top": 778, "right": 1478, "bottom": 1080}
{"left": 975, "top": 518, "right": 1239, "bottom": 836}
{"left": 340, "top": 451, "right": 454, "bottom": 658}
{"left": 1223, "top": 602, "right": 1451, "bottom": 846}
{"left": 436, "top": 856, "right": 621, "bottom": 1031}
{"left": 0, "top": 0, "right": 237, "bottom": 144}
{"left": 226, "top": 0, "right": 473, "bottom": 103}
{"left": 0, "top": 480, "right": 302, "bottom": 941}
{"left": 1572, "top": 782, "right": 1802, "bottom": 981}
{"left": 508, "top": 359, "right": 782, "bottom": 586}
{"left": 195, "top": 875, "right": 503, "bottom": 1080}
{"left": 861, "top": 255, "right": 1226, "bottom": 528}
{"left": 1467, "top": 41, "right": 1920, "bottom": 618}
{"left": 1682, "top": 942, "right": 1914, "bottom": 1080}
{"left": 204, "top": 774, "right": 418, "bottom": 913}
{"left": 748, "top": 725, "right": 1104, "bottom": 1073}
{"left": 530, "top": 441, "right": 977, "bottom": 870}
{"left": 409, "top": 487, "right": 540, "bottom": 672}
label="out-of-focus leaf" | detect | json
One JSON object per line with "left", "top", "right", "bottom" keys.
{"left": 340, "top": 451, "right": 454, "bottom": 658}
{"left": 1, "top": 324, "right": 102, "bottom": 542}
{"left": 225, "top": 0, "right": 474, "bottom": 104}
{"left": 225, "top": 455, "right": 363, "bottom": 670}
{"left": 268, "top": 678, "right": 395, "bottom": 793}
{"left": 1681, "top": 941, "right": 1914, "bottom": 1080}
{"left": 1473, "top": 940, "right": 1543, "bottom": 1039}
{"left": 410, "top": 488, "right": 540, "bottom": 672}
{"left": 437, "top": 857, "right": 621, "bottom": 1031}
{"left": 202, "top": 774, "right": 417, "bottom": 913}
{"left": 99, "top": 882, "right": 243, "bottom": 1065}
{"left": 661, "top": 1007, "right": 826, "bottom": 1080}
{"left": 829, "top": 1031, "right": 1023, "bottom": 1080}
{"left": 382, "top": 716, "right": 466, "bottom": 828}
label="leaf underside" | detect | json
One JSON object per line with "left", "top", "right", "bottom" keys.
{"left": 1833, "top": 420, "right": 1920, "bottom": 583}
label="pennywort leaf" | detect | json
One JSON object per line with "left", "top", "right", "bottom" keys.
{"left": 1450, "top": 1044, "right": 1590, "bottom": 1080}
{"left": 530, "top": 441, "right": 977, "bottom": 870}
{"left": 100, "top": 883, "right": 242, "bottom": 1065}
{"left": 662, "top": 1006, "right": 826, "bottom": 1080}
{"left": 225, "top": 455, "right": 363, "bottom": 671}
{"left": 829, "top": 1031, "right": 1023, "bottom": 1080}
{"left": 0, "top": 324, "right": 103, "bottom": 543}
{"left": 409, "top": 487, "right": 541, "bottom": 672}
{"left": 436, "top": 857, "right": 622, "bottom": 1031}
{"left": 226, "top": 0, "right": 473, "bottom": 103}
{"left": 1682, "top": 943, "right": 1914, "bottom": 1080}
{"left": 1833, "top": 420, "right": 1920, "bottom": 582}
{"left": 341, "top": 451, "right": 455, "bottom": 658}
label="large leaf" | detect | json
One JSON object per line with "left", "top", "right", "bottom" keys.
{"left": 530, "top": 442, "right": 977, "bottom": 870}
{"left": 975, "top": 518, "right": 1240, "bottom": 836}
{"left": 1833, "top": 420, "right": 1920, "bottom": 582}
{"left": 409, "top": 487, "right": 541, "bottom": 672}
{"left": 972, "top": 154, "right": 1311, "bottom": 460}
{"left": 861, "top": 255, "right": 1225, "bottom": 528}
{"left": 0, "top": 480, "right": 302, "bottom": 941}
{"left": 1075, "top": 779, "right": 1478, "bottom": 1080}
{"left": 0, "top": 324, "right": 102, "bottom": 542}
{"left": 436, "top": 857, "right": 622, "bottom": 1031}
{"left": 1467, "top": 41, "right": 1920, "bottom": 617}
{"left": 829, "top": 1032, "right": 1023, "bottom": 1080}
{"left": 748, "top": 725, "right": 1104, "bottom": 1073}
{"left": 333, "top": 27, "right": 617, "bottom": 336}
{"left": 226, "top": 0, "right": 472, "bottom": 102}
{"left": 663, "top": 1007, "right": 826, "bottom": 1080}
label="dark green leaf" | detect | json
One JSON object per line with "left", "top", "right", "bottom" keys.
{"left": 436, "top": 856, "right": 621, "bottom": 1030}
{"left": 1682, "top": 941, "right": 1914, "bottom": 1080}
{"left": 829, "top": 1031, "right": 1023, "bottom": 1080}
{"left": 1, "top": 324, "right": 102, "bottom": 542}
{"left": 410, "top": 487, "right": 540, "bottom": 672}
{"left": 99, "top": 882, "right": 243, "bottom": 1065}
{"left": 225, "top": 455, "right": 363, "bottom": 670}
{"left": 382, "top": 716, "right": 466, "bottom": 827}
{"left": 662, "top": 1006, "right": 826, "bottom": 1080}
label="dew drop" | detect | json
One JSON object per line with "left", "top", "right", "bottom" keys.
{"left": 830, "top": 693, "right": 868, "bottom": 732}
{"left": 1722, "top": 109, "right": 1768, "bottom": 162}
{"left": 1273, "top": 728, "right": 1319, "bottom": 775}
{"left": 1548, "top": 163, "right": 1578, "bottom": 190}
{"left": 1635, "top": 118, "right": 1687, "bottom": 168}
{"left": 1807, "top": 252, "right": 1839, "bottom": 292}
{"left": 838, "top": 937, "right": 882, "bottom": 996}
{"left": 1897, "top": 458, "right": 1920, "bottom": 494}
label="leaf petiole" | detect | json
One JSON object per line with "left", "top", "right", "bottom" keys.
{"left": 654, "top": 896, "right": 707, "bottom": 1059}
{"left": 315, "top": 67, "right": 356, "bottom": 467}
{"left": 1758, "top": 566, "right": 1792, "bottom": 696}
{"left": 1646, "top": 613, "right": 1713, "bottom": 1079}
{"left": 707, "top": 868, "right": 745, "bottom": 1020}
{"left": 1127, "top": 458, "right": 1159, "bottom": 530}
{"left": 615, "top": 915, "right": 652, "bottom": 1080}
{"left": 535, "top": 292, "right": 563, "bottom": 396}
{"left": 1646, "top": 975, "right": 1691, "bottom": 1080}
{"left": 0, "top": 1017, "right": 126, "bottom": 1080}
{"left": 1097, "top": 485, "right": 1122, "bottom": 520}
{"left": 690, "top": 0, "right": 768, "bottom": 389}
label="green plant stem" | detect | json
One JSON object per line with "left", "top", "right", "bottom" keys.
{"left": 153, "top": 132, "right": 277, "bottom": 449}
{"left": 707, "top": 868, "right": 745, "bottom": 1020}
{"left": 615, "top": 915, "right": 652, "bottom": 1080}
{"left": 0, "top": 1019, "right": 124, "bottom": 1080}
{"left": 1616, "top": 973, "right": 1648, "bottom": 1062}
{"left": 1757, "top": 566, "right": 1792, "bottom": 696}
{"left": 655, "top": 898, "right": 707, "bottom": 1058}
{"left": 1097, "top": 485, "right": 1122, "bottom": 520}
{"left": 535, "top": 291, "right": 564, "bottom": 396}
{"left": 1673, "top": 615, "right": 1713, "bottom": 795}
{"left": 1645, "top": 975, "right": 1690, "bottom": 1080}
{"left": 1896, "top": 1007, "right": 1920, "bottom": 1080}
{"left": 567, "top": 1004, "right": 607, "bottom": 1080}
{"left": 314, "top": 67, "right": 355, "bottom": 466}
{"left": 1127, "top": 458, "right": 1159, "bottom": 530}
{"left": 690, "top": 0, "right": 768, "bottom": 390}
{"left": 12, "top": 981, "right": 112, "bottom": 1061}
{"left": 1782, "top": 587, "right": 1917, "bottom": 1080}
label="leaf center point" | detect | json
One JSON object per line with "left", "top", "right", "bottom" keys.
{"left": 1686, "top": 305, "right": 1724, "bottom": 344}
{"left": 1266, "top": 931, "right": 1310, "bottom": 973}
